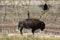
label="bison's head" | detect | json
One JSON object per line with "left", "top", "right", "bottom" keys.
{"left": 39, "top": 21, "right": 45, "bottom": 31}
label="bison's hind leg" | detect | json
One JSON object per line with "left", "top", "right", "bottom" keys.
{"left": 20, "top": 27, "right": 23, "bottom": 35}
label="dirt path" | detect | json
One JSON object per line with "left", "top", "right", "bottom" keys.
{"left": 7, "top": 33, "right": 60, "bottom": 38}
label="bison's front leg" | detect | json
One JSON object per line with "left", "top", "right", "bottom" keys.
{"left": 32, "top": 28, "right": 36, "bottom": 35}
{"left": 20, "top": 27, "right": 23, "bottom": 35}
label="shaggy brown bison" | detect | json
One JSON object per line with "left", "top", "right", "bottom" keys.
{"left": 18, "top": 19, "right": 45, "bottom": 35}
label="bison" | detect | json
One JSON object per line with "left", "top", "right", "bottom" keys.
{"left": 18, "top": 19, "right": 45, "bottom": 35}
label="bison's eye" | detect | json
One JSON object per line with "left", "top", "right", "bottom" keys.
{"left": 41, "top": 22, "right": 45, "bottom": 26}
{"left": 41, "top": 23, "right": 43, "bottom": 24}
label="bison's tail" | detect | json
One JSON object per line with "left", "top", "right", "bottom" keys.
{"left": 18, "top": 22, "right": 20, "bottom": 30}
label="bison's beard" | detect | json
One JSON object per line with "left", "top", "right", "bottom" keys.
{"left": 41, "top": 29, "right": 44, "bottom": 31}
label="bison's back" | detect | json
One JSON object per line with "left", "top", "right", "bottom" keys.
{"left": 22, "top": 19, "right": 41, "bottom": 29}
{"left": 25, "top": 19, "right": 40, "bottom": 25}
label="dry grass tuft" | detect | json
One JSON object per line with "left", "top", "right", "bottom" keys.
{"left": 0, "top": 34, "right": 60, "bottom": 40}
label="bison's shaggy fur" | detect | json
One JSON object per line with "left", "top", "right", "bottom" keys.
{"left": 18, "top": 19, "right": 45, "bottom": 35}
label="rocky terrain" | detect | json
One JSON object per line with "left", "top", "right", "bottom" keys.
{"left": 0, "top": 0, "right": 60, "bottom": 35}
